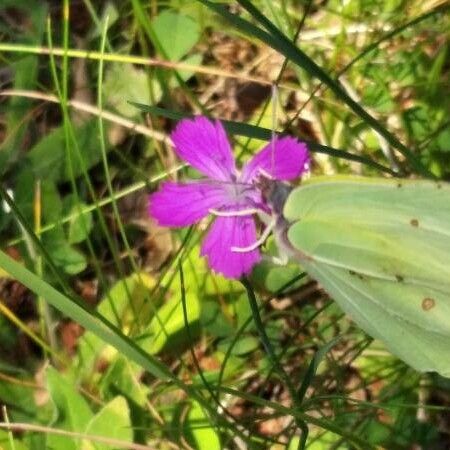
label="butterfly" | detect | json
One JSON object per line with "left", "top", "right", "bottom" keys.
{"left": 255, "top": 175, "right": 450, "bottom": 377}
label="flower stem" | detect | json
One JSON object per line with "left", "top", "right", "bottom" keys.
{"left": 241, "top": 277, "right": 309, "bottom": 447}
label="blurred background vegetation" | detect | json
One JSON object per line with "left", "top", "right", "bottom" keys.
{"left": 0, "top": 0, "right": 449, "bottom": 448}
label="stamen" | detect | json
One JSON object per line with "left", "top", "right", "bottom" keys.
{"left": 231, "top": 242, "right": 262, "bottom": 253}
{"left": 258, "top": 168, "right": 274, "bottom": 180}
{"left": 231, "top": 217, "right": 276, "bottom": 253}
{"left": 209, "top": 208, "right": 259, "bottom": 217}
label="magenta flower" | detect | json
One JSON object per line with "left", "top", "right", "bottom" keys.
{"left": 149, "top": 116, "right": 309, "bottom": 279}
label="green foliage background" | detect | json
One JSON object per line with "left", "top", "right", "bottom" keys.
{"left": 0, "top": 0, "right": 448, "bottom": 448}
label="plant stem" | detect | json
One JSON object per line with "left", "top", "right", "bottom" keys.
{"left": 241, "top": 277, "right": 309, "bottom": 447}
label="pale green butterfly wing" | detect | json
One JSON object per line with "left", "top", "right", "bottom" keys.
{"left": 283, "top": 176, "right": 450, "bottom": 376}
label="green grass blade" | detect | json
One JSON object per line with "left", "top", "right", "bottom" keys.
{"left": 296, "top": 336, "right": 341, "bottom": 404}
{"left": 340, "top": 3, "right": 449, "bottom": 74}
{"left": 241, "top": 278, "right": 310, "bottom": 445}
{"left": 0, "top": 184, "right": 71, "bottom": 294}
{"left": 215, "top": 385, "right": 376, "bottom": 449}
{"left": 0, "top": 249, "right": 172, "bottom": 381}
{"left": 131, "top": 102, "right": 396, "bottom": 174}
{"left": 0, "top": 250, "right": 262, "bottom": 441}
{"left": 197, "top": 0, "right": 431, "bottom": 176}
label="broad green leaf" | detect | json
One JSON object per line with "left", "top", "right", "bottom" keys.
{"left": 66, "top": 201, "right": 93, "bottom": 244}
{"left": 141, "top": 292, "right": 200, "bottom": 355}
{"left": 0, "top": 378, "right": 36, "bottom": 423}
{"left": 36, "top": 182, "right": 87, "bottom": 274}
{"left": 81, "top": 396, "right": 132, "bottom": 450}
{"left": 22, "top": 132, "right": 65, "bottom": 180}
{"left": 103, "top": 63, "right": 161, "bottom": 118}
{"left": 31, "top": 183, "right": 89, "bottom": 274}
{"left": 283, "top": 175, "right": 450, "bottom": 376}
{"left": 0, "top": 1, "right": 47, "bottom": 172}
{"left": 201, "top": 299, "right": 235, "bottom": 338}
{"left": 46, "top": 366, "right": 94, "bottom": 450}
{"left": 176, "top": 53, "right": 203, "bottom": 81}
{"left": 99, "top": 356, "right": 150, "bottom": 407}
{"left": 233, "top": 293, "right": 254, "bottom": 330}
{"left": 218, "top": 335, "right": 259, "bottom": 356}
{"left": 252, "top": 255, "right": 304, "bottom": 293}
{"left": 46, "top": 239, "right": 87, "bottom": 274}
{"left": 0, "top": 430, "right": 28, "bottom": 450}
{"left": 152, "top": 11, "right": 201, "bottom": 61}
{"left": 76, "top": 273, "right": 157, "bottom": 377}
{"left": 251, "top": 239, "right": 305, "bottom": 293}
{"left": 97, "top": 273, "right": 157, "bottom": 327}
{"left": 185, "top": 401, "right": 221, "bottom": 450}
{"left": 436, "top": 127, "right": 450, "bottom": 153}
{"left": 14, "top": 174, "right": 61, "bottom": 231}
{"left": 41, "top": 181, "right": 62, "bottom": 222}
{"left": 25, "top": 119, "right": 106, "bottom": 182}
{"left": 169, "top": 242, "right": 243, "bottom": 296}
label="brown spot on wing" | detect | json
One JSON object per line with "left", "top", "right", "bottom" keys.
{"left": 348, "top": 270, "right": 365, "bottom": 280}
{"left": 422, "top": 297, "right": 435, "bottom": 311}
{"left": 410, "top": 218, "right": 419, "bottom": 227}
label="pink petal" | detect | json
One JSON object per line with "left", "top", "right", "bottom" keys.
{"left": 149, "top": 181, "right": 229, "bottom": 227}
{"left": 241, "top": 137, "right": 309, "bottom": 182}
{"left": 201, "top": 216, "right": 261, "bottom": 279}
{"left": 171, "top": 117, "right": 236, "bottom": 181}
